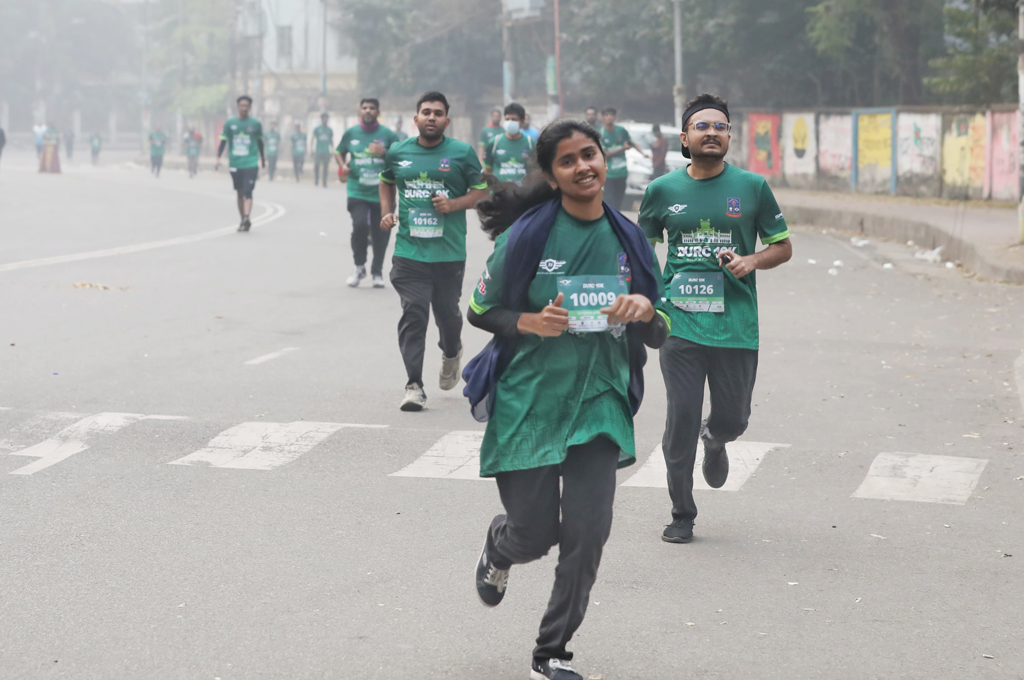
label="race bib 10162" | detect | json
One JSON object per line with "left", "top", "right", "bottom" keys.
{"left": 407, "top": 206, "right": 445, "bottom": 238}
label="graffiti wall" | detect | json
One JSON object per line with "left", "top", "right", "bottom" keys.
{"left": 989, "top": 111, "right": 1018, "bottom": 202}
{"left": 818, "top": 114, "right": 852, "bottom": 190}
{"left": 782, "top": 112, "right": 817, "bottom": 188}
{"left": 942, "top": 112, "right": 987, "bottom": 200}
{"left": 747, "top": 113, "right": 781, "bottom": 177}
{"left": 896, "top": 113, "right": 941, "bottom": 197}
{"left": 856, "top": 110, "right": 894, "bottom": 194}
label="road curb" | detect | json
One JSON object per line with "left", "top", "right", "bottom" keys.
{"left": 780, "top": 204, "right": 1024, "bottom": 285}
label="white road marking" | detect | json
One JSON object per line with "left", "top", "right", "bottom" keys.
{"left": 169, "top": 421, "right": 385, "bottom": 470}
{"left": 1014, "top": 351, "right": 1024, "bottom": 416}
{"left": 244, "top": 347, "right": 300, "bottom": 365}
{"left": 0, "top": 411, "right": 91, "bottom": 452}
{"left": 622, "top": 441, "right": 789, "bottom": 490}
{"left": 853, "top": 452, "right": 988, "bottom": 505}
{"left": 0, "top": 201, "right": 286, "bottom": 273}
{"left": 8, "top": 412, "right": 146, "bottom": 475}
{"left": 390, "top": 431, "right": 488, "bottom": 481}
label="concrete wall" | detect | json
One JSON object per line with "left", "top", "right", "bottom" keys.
{"left": 988, "top": 111, "right": 1018, "bottom": 202}
{"left": 747, "top": 113, "right": 781, "bottom": 178}
{"left": 854, "top": 109, "right": 895, "bottom": 194}
{"left": 941, "top": 112, "right": 987, "bottom": 200}
{"left": 896, "top": 113, "right": 942, "bottom": 197}
{"left": 817, "top": 114, "right": 853, "bottom": 191}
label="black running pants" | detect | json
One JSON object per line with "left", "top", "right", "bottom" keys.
{"left": 659, "top": 336, "right": 758, "bottom": 522}
{"left": 347, "top": 198, "right": 389, "bottom": 276}
{"left": 489, "top": 436, "right": 619, "bottom": 663}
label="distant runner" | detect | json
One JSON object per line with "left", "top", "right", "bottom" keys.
{"left": 379, "top": 91, "right": 489, "bottom": 411}
{"left": 650, "top": 123, "right": 669, "bottom": 179}
{"left": 40, "top": 124, "right": 61, "bottom": 173}
{"left": 521, "top": 113, "right": 540, "bottom": 142}
{"left": 89, "top": 131, "right": 102, "bottom": 165}
{"left": 478, "top": 108, "right": 502, "bottom": 162}
{"left": 599, "top": 107, "right": 646, "bottom": 211}
{"left": 0, "top": 126, "right": 6, "bottom": 169}
{"left": 584, "top": 106, "right": 599, "bottom": 129}
{"left": 312, "top": 113, "right": 334, "bottom": 188}
{"left": 483, "top": 102, "right": 535, "bottom": 187}
{"left": 215, "top": 95, "right": 265, "bottom": 232}
{"left": 638, "top": 93, "right": 792, "bottom": 544}
{"left": 265, "top": 121, "right": 281, "bottom": 181}
{"left": 291, "top": 123, "right": 306, "bottom": 182}
{"left": 149, "top": 124, "right": 167, "bottom": 177}
{"left": 185, "top": 127, "right": 202, "bottom": 177}
{"left": 63, "top": 129, "right": 75, "bottom": 160}
{"left": 335, "top": 97, "right": 400, "bottom": 289}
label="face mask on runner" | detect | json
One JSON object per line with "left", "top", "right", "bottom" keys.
{"left": 503, "top": 120, "right": 521, "bottom": 136}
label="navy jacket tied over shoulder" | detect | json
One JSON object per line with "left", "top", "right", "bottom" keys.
{"left": 462, "top": 198, "right": 659, "bottom": 422}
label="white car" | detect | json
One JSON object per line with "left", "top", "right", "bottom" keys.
{"left": 620, "top": 122, "right": 688, "bottom": 197}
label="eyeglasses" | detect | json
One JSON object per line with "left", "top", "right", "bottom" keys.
{"left": 689, "top": 121, "right": 732, "bottom": 133}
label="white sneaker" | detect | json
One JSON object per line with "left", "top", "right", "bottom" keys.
{"left": 372, "top": 274, "right": 385, "bottom": 288}
{"left": 347, "top": 266, "right": 366, "bottom": 287}
{"left": 439, "top": 348, "right": 463, "bottom": 391}
{"left": 400, "top": 383, "right": 427, "bottom": 412}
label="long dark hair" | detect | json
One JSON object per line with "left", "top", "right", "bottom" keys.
{"left": 476, "top": 120, "right": 604, "bottom": 240}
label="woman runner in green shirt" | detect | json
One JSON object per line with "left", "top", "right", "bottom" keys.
{"left": 468, "top": 121, "right": 668, "bottom": 680}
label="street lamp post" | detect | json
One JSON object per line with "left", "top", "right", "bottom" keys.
{"left": 672, "top": 0, "right": 684, "bottom": 127}
{"left": 1018, "top": 1, "right": 1024, "bottom": 243}
{"left": 321, "top": 0, "right": 328, "bottom": 98}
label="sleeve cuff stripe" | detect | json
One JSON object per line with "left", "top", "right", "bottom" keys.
{"left": 470, "top": 183, "right": 489, "bottom": 190}
{"left": 656, "top": 309, "right": 671, "bottom": 332}
{"left": 468, "top": 298, "right": 488, "bottom": 315}
{"left": 379, "top": 176, "right": 396, "bottom": 184}
{"left": 762, "top": 230, "right": 790, "bottom": 245}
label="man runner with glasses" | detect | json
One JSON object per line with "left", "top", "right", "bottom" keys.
{"left": 638, "top": 93, "right": 792, "bottom": 544}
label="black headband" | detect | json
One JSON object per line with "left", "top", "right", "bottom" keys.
{"left": 681, "top": 103, "right": 730, "bottom": 158}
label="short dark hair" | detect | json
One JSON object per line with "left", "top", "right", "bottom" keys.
{"left": 416, "top": 91, "right": 450, "bottom": 115}
{"left": 237, "top": 95, "right": 253, "bottom": 104}
{"left": 652, "top": 123, "right": 661, "bottom": 133}
{"left": 585, "top": 106, "right": 598, "bottom": 113}
{"left": 683, "top": 93, "right": 729, "bottom": 124}
{"left": 320, "top": 112, "right": 329, "bottom": 118}
{"left": 601, "top": 107, "right": 616, "bottom": 116}
{"left": 504, "top": 102, "right": 526, "bottom": 121}
{"left": 360, "top": 98, "right": 380, "bottom": 109}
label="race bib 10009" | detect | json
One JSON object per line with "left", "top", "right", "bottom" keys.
{"left": 407, "top": 206, "right": 444, "bottom": 238}
{"left": 556, "top": 275, "right": 628, "bottom": 333}
{"left": 670, "top": 272, "right": 724, "bottom": 313}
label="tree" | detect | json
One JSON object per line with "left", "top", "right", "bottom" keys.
{"left": 925, "top": 0, "right": 1018, "bottom": 104}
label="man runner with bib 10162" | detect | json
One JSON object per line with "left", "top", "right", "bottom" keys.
{"left": 379, "top": 91, "right": 489, "bottom": 412}
{"left": 639, "top": 93, "right": 792, "bottom": 544}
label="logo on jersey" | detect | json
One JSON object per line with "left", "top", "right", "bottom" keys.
{"left": 440, "top": 158, "right": 450, "bottom": 171}
{"left": 477, "top": 278, "right": 487, "bottom": 295}
{"left": 727, "top": 198, "right": 742, "bottom": 218}
{"left": 775, "top": 212, "right": 784, "bottom": 220}
{"left": 496, "top": 149, "right": 507, "bottom": 155}
{"left": 668, "top": 204, "right": 687, "bottom": 214}
{"left": 538, "top": 259, "right": 567, "bottom": 273}
{"left": 351, "top": 140, "right": 361, "bottom": 145}
{"left": 618, "top": 253, "right": 632, "bottom": 282}
{"left": 397, "top": 160, "right": 413, "bottom": 168}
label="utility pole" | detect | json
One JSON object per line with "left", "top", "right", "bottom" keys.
{"left": 554, "top": 0, "right": 563, "bottom": 117}
{"left": 672, "top": 0, "right": 684, "bottom": 126}
{"left": 321, "top": 0, "right": 327, "bottom": 97}
{"left": 141, "top": 0, "right": 149, "bottom": 156}
{"left": 1018, "top": 1, "right": 1024, "bottom": 243}
{"left": 501, "top": 0, "right": 514, "bottom": 105}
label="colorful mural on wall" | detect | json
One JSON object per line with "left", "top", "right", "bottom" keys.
{"left": 856, "top": 111, "right": 894, "bottom": 193}
{"left": 747, "top": 113, "right": 781, "bottom": 177}
{"left": 896, "top": 113, "right": 941, "bottom": 197}
{"left": 783, "top": 112, "right": 817, "bottom": 187}
{"left": 988, "top": 111, "right": 1018, "bottom": 202}
{"left": 942, "top": 113, "right": 987, "bottom": 200}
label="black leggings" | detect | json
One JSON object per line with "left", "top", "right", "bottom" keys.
{"left": 314, "top": 153, "right": 331, "bottom": 187}
{"left": 293, "top": 156, "right": 304, "bottom": 181}
{"left": 604, "top": 176, "right": 627, "bottom": 210}
{"left": 489, "top": 436, "right": 620, "bottom": 663}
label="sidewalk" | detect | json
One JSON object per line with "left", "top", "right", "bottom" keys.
{"left": 774, "top": 189, "right": 1024, "bottom": 284}
{"left": 137, "top": 154, "right": 321, "bottom": 184}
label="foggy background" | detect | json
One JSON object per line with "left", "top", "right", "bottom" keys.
{"left": 0, "top": 0, "right": 1019, "bottom": 151}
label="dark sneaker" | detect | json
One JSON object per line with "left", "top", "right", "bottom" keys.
{"left": 475, "top": 532, "right": 509, "bottom": 608}
{"left": 531, "top": 658, "right": 582, "bottom": 680}
{"left": 701, "top": 419, "right": 729, "bottom": 488}
{"left": 662, "top": 518, "right": 694, "bottom": 543}
{"left": 237, "top": 219, "right": 247, "bottom": 232}
{"left": 399, "top": 383, "right": 427, "bottom": 411}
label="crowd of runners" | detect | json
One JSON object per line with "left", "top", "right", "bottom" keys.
{"left": 44, "top": 88, "right": 789, "bottom": 680}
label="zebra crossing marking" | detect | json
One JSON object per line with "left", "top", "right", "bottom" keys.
{"left": 852, "top": 453, "right": 988, "bottom": 505}
{"left": 8, "top": 412, "right": 151, "bottom": 475}
{"left": 390, "top": 431, "right": 489, "bottom": 481}
{"left": 169, "top": 421, "right": 386, "bottom": 470}
{"left": 621, "top": 441, "right": 790, "bottom": 490}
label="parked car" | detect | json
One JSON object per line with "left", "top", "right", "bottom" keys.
{"left": 620, "top": 122, "right": 688, "bottom": 198}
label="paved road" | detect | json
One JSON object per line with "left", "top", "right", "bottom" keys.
{"left": 2, "top": 151, "right": 1023, "bottom": 679}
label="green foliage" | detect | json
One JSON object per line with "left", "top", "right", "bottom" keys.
{"left": 174, "top": 84, "right": 230, "bottom": 119}
{"left": 925, "top": 0, "right": 1018, "bottom": 104}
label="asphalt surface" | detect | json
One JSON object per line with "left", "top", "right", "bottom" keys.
{"left": 1, "top": 149, "right": 1022, "bottom": 680}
